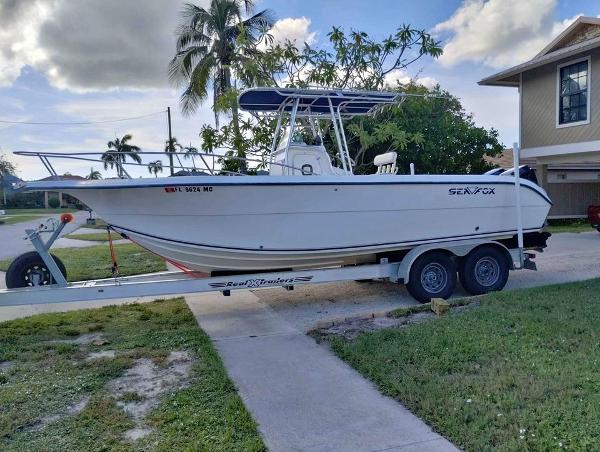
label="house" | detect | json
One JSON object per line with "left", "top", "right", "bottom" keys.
{"left": 36, "top": 174, "right": 86, "bottom": 208}
{"left": 485, "top": 148, "right": 600, "bottom": 218}
{"left": 0, "top": 171, "right": 23, "bottom": 207}
{"left": 479, "top": 16, "right": 600, "bottom": 218}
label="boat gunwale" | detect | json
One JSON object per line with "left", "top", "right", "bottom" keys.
{"left": 22, "top": 177, "right": 553, "bottom": 205}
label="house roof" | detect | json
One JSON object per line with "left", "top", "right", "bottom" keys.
{"left": 486, "top": 148, "right": 600, "bottom": 170}
{"left": 479, "top": 17, "right": 600, "bottom": 87}
{"left": 36, "top": 174, "right": 86, "bottom": 182}
{"left": 485, "top": 149, "right": 537, "bottom": 168}
{"left": 1, "top": 172, "right": 23, "bottom": 189}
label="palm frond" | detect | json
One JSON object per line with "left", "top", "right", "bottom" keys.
{"left": 180, "top": 53, "right": 216, "bottom": 116}
{"left": 239, "top": 9, "right": 274, "bottom": 39}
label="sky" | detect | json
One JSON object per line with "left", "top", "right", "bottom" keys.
{"left": 0, "top": 0, "right": 598, "bottom": 180}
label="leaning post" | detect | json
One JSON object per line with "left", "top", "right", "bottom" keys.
{"left": 513, "top": 142, "right": 524, "bottom": 268}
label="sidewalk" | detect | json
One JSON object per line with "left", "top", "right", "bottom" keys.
{"left": 186, "top": 291, "right": 457, "bottom": 452}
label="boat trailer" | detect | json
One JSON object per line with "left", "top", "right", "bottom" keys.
{"left": 0, "top": 215, "right": 536, "bottom": 307}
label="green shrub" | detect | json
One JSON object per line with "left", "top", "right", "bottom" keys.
{"left": 47, "top": 197, "right": 61, "bottom": 209}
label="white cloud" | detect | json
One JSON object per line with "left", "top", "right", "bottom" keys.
{"left": 433, "top": 0, "right": 582, "bottom": 68}
{"left": 7, "top": 90, "right": 217, "bottom": 179}
{"left": 262, "top": 17, "right": 316, "bottom": 49}
{"left": 0, "top": 0, "right": 53, "bottom": 86}
{"left": 0, "top": 0, "right": 212, "bottom": 91}
{"left": 383, "top": 69, "right": 438, "bottom": 89}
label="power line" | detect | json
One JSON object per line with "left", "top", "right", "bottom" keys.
{"left": 0, "top": 110, "right": 166, "bottom": 126}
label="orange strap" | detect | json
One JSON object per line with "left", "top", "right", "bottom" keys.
{"left": 107, "top": 227, "right": 119, "bottom": 277}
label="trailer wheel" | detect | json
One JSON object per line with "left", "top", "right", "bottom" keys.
{"left": 459, "top": 246, "right": 509, "bottom": 295}
{"left": 5, "top": 252, "right": 67, "bottom": 289}
{"left": 406, "top": 251, "right": 457, "bottom": 303}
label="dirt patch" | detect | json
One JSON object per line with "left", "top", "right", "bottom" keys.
{"left": 0, "top": 360, "right": 14, "bottom": 371}
{"left": 311, "top": 302, "right": 479, "bottom": 341}
{"left": 85, "top": 350, "right": 116, "bottom": 361}
{"left": 51, "top": 332, "right": 107, "bottom": 345}
{"left": 107, "top": 350, "right": 194, "bottom": 440}
{"left": 26, "top": 395, "right": 90, "bottom": 432}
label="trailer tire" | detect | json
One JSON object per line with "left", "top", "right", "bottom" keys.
{"left": 459, "top": 246, "right": 509, "bottom": 295}
{"left": 5, "top": 252, "right": 67, "bottom": 289}
{"left": 406, "top": 251, "right": 457, "bottom": 303}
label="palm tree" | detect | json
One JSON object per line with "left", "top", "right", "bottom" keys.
{"left": 86, "top": 167, "right": 102, "bottom": 180}
{"left": 182, "top": 144, "right": 199, "bottom": 170}
{"left": 169, "top": 0, "right": 273, "bottom": 172}
{"left": 102, "top": 134, "right": 142, "bottom": 177}
{"left": 147, "top": 160, "right": 163, "bottom": 178}
{"left": 164, "top": 136, "right": 182, "bottom": 176}
{"left": 0, "top": 154, "right": 17, "bottom": 207}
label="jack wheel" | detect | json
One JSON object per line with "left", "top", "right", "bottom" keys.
{"left": 459, "top": 246, "right": 509, "bottom": 295}
{"left": 5, "top": 252, "right": 67, "bottom": 289}
{"left": 406, "top": 251, "right": 457, "bottom": 303}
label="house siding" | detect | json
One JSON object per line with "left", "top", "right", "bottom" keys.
{"left": 546, "top": 182, "right": 600, "bottom": 217}
{"left": 522, "top": 47, "right": 600, "bottom": 149}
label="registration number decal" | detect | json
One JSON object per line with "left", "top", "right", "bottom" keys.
{"left": 164, "top": 186, "right": 213, "bottom": 193}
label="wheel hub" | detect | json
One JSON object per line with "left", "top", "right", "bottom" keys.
{"left": 474, "top": 257, "right": 500, "bottom": 287}
{"left": 24, "top": 265, "right": 51, "bottom": 286}
{"left": 421, "top": 263, "right": 448, "bottom": 294}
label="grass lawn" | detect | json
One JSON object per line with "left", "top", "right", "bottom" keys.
{"left": 4, "top": 208, "right": 78, "bottom": 215}
{"left": 64, "top": 232, "right": 114, "bottom": 242}
{"left": 0, "top": 208, "right": 79, "bottom": 226}
{"left": 0, "top": 243, "right": 166, "bottom": 282}
{"left": 546, "top": 219, "right": 595, "bottom": 234}
{"left": 330, "top": 279, "right": 600, "bottom": 451}
{"left": 0, "top": 298, "right": 265, "bottom": 451}
{"left": 0, "top": 214, "right": 45, "bottom": 225}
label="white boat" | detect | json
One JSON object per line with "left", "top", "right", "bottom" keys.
{"left": 16, "top": 88, "right": 552, "bottom": 275}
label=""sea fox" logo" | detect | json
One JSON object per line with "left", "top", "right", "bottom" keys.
{"left": 448, "top": 187, "right": 496, "bottom": 195}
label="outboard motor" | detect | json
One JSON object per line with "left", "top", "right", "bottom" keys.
{"left": 520, "top": 165, "right": 538, "bottom": 184}
{"left": 485, "top": 165, "right": 539, "bottom": 185}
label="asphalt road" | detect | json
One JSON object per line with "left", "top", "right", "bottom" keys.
{"left": 0, "top": 211, "right": 90, "bottom": 260}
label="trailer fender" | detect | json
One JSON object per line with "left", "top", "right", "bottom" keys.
{"left": 398, "top": 240, "right": 514, "bottom": 284}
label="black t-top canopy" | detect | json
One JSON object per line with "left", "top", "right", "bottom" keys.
{"left": 238, "top": 87, "right": 401, "bottom": 116}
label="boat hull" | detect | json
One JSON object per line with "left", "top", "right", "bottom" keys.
{"left": 28, "top": 175, "right": 552, "bottom": 273}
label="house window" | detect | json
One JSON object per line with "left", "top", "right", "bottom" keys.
{"left": 558, "top": 58, "right": 589, "bottom": 126}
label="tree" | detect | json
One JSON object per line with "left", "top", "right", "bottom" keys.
{"left": 0, "top": 153, "right": 17, "bottom": 207}
{"left": 102, "top": 134, "right": 142, "bottom": 177}
{"left": 344, "top": 84, "right": 503, "bottom": 175}
{"left": 200, "top": 25, "right": 443, "bottom": 172}
{"left": 86, "top": 167, "right": 102, "bottom": 180}
{"left": 182, "top": 144, "right": 199, "bottom": 170}
{"left": 147, "top": 160, "right": 164, "bottom": 178}
{"left": 169, "top": 0, "right": 273, "bottom": 172}
{"left": 164, "top": 136, "right": 182, "bottom": 175}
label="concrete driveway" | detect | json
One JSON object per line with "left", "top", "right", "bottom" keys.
{"left": 249, "top": 231, "right": 600, "bottom": 330}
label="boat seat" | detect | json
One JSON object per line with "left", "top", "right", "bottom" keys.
{"left": 374, "top": 152, "right": 398, "bottom": 174}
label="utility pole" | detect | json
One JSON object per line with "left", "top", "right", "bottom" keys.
{"left": 167, "top": 107, "right": 174, "bottom": 176}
